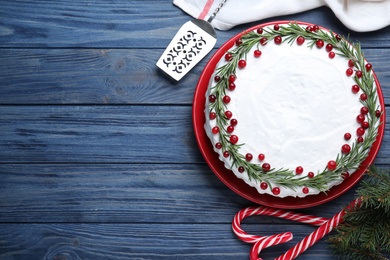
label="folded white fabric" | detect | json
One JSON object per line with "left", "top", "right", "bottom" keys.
{"left": 173, "top": 0, "right": 390, "bottom": 32}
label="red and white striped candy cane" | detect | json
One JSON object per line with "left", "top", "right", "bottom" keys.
{"left": 276, "top": 199, "right": 361, "bottom": 259}
{"left": 276, "top": 209, "right": 345, "bottom": 260}
{"left": 232, "top": 206, "right": 329, "bottom": 244}
{"left": 232, "top": 199, "right": 360, "bottom": 260}
{"left": 250, "top": 232, "right": 293, "bottom": 260}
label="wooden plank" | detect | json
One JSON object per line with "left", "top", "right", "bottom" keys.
{"left": 0, "top": 48, "right": 198, "bottom": 105}
{"left": 0, "top": 106, "right": 389, "bottom": 164}
{"left": 0, "top": 48, "right": 389, "bottom": 105}
{"left": 0, "top": 163, "right": 360, "bottom": 223}
{"left": 0, "top": 1, "right": 389, "bottom": 48}
{"left": 0, "top": 105, "right": 201, "bottom": 163}
{"left": 0, "top": 223, "right": 338, "bottom": 259}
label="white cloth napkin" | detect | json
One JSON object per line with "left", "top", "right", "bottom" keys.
{"left": 173, "top": 0, "right": 390, "bottom": 32}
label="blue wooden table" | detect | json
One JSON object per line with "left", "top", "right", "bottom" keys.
{"left": 0, "top": 1, "right": 389, "bottom": 259}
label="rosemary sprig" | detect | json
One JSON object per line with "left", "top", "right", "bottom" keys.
{"left": 208, "top": 22, "right": 381, "bottom": 193}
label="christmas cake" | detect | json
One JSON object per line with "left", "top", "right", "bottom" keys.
{"left": 204, "top": 22, "right": 382, "bottom": 198}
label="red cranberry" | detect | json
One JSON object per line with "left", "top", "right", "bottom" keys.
{"left": 230, "top": 135, "right": 238, "bottom": 144}
{"left": 272, "top": 187, "right": 281, "bottom": 195}
{"left": 375, "top": 110, "right": 381, "bottom": 117}
{"left": 325, "top": 43, "right": 333, "bottom": 52}
{"left": 245, "top": 153, "right": 253, "bottom": 161}
{"left": 296, "top": 36, "right": 305, "bottom": 45}
{"left": 258, "top": 153, "right": 265, "bottom": 161}
{"left": 238, "top": 59, "right": 247, "bottom": 68}
{"left": 327, "top": 160, "right": 337, "bottom": 171}
{"left": 346, "top": 68, "right": 354, "bottom": 76}
{"left": 228, "top": 75, "right": 236, "bottom": 83}
{"left": 356, "top": 127, "right": 365, "bottom": 136}
{"left": 361, "top": 121, "right": 369, "bottom": 129}
{"left": 274, "top": 36, "right": 282, "bottom": 45}
{"left": 295, "top": 166, "right": 304, "bottom": 175}
{"left": 225, "top": 53, "right": 233, "bottom": 61}
{"left": 254, "top": 50, "right": 262, "bottom": 57}
{"left": 351, "top": 85, "right": 360, "bottom": 93}
{"left": 262, "top": 163, "right": 271, "bottom": 172}
{"left": 342, "top": 144, "right": 351, "bottom": 154}
{"left": 208, "top": 94, "right": 216, "bottom": 102}
{"left": 356, "top": 114, "right": 365, "bottom": 123}
{"left": 316, "top": 39, "right": 324, "bottom": 48}
{"left": 225, "top": 111, "right": 233, "bottom": 119}
{"left": 360, "top": 106, "right": 369, "bottom": 115}
{"left": 209, "top": 112, "right": 216, "bottom": 120}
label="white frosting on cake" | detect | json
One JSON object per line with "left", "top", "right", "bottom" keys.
{"left": 204, "top": 26, "right": 379, "bottom": 198}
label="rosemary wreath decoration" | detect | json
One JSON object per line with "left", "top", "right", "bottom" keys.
{"left": 207, "top": 22, "right": 382, "bottom": 193}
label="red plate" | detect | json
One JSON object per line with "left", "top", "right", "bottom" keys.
{"left": 192, "top": 21, "right": 386, "bottom": 209}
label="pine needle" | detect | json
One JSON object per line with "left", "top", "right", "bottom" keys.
{"left": 328, "top": 166, "right": 390, "bottom": 259}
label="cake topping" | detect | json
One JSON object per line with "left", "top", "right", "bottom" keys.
{"left": 230, "top": 135, "right": 239, "bottom": 145}
{"left": 326, "top": 43, "right": 333, "bottom": 52}
{"left": 205, "top": 22, "right": 381, "bottom": 197}
{"left": 246, "top": 153, "right": 253, "bottom": 162}
{"left": 344, "top": 133, "right": 352, "bottom": 140}
{"left": 352, "top": 84, "right": 360, "bottom": 93}
{"left": 327, "top": 160, "right": 337, "bottom": 171}
{"left": 346, "top": 68, "right": 354, "bottom": 76}
{"left": 254, "top": 50, "right": 262, "bottom": 57}
{"left": 258, "top": 153, "right": 265, "bottom": 161}
{"left": 274, "top": 35, "right": 282, "bottom": 45}
{"left": 341, "top": 144, "right": 351, "bottom": 154}
{"left": 316, "top": 39, "right": 324, "bottom": 48}
{"left": 295, "top": 166, "right": 304, "bottom": 175}
{"left": 296, "top": 36, "right": 305, "bottom": 45}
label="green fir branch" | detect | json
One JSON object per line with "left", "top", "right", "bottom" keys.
{"left": 328, "top": 166, "right": 390, "bottom": 260}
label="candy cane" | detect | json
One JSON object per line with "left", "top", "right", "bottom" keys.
{"left": 276, "top": 209, "right": 345, "bottom": 260}
{"left": 250, "top": 232, "right": 293, "bottom": 260}
{"left": 232, "top": 199, "right": 360, "bottom": 260}
{"left": 232, "top": 206, "right": 329, "bottom": 244}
